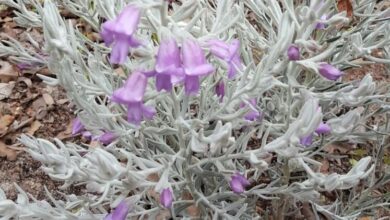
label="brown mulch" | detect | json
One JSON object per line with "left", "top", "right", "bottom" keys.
{"left": 0, "top": 6, "right": 87, "bottom": 200}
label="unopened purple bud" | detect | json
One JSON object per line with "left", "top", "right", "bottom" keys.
{"left": 82, "top": 131, "right": 92, "bottom": 140}
{"left": 240, "top": 99, "right": 261, "bottom": 121}
{"left": 315, "top": 15, "right": 327, "bottom": 30}
{"left": 287, "top": 45, "right": 300, "bottom": 61}
{"left": 234, "top": 173, "right": 250, "bottom": 187}
{"left": 160, "top": 188, "right": 173, "bottom": 208}
{"left": 104, "top": 200, "right": 130, "bottom": 220}
{"left": 215, "top": 80, "right": 225, "bottom": 102}
{"left": 318, "top": 63, "right": 343, "bottom": 81}
{"left": 98, "top": 132, "right": 117, "bottom": 145}
{"left": 230, "top": 173, "right": 249, "bottom": 194}
{"left": 72, "top": 117, "right": 85, "bottom": 135}
{"left": 315, "top": 122, "right": 331, "bottom": 135}
{"left": 300, "top": 134, "right": 313, "bottom": 147}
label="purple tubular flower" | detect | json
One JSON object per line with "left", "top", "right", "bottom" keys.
{"left": 98, "top": 132, "right": 118, "bottom": 145}
{"left": 215, "top": 80, "right": 225, "bottom": 102}
{"left": 72, "top": 117, "right": 85, "bottom": 135}
{"left": 315, "top": 122, "right": 331, "bottom": 135}
{"left": 230, "top": 173, "right": 249, "bottom": 194}
{"left": 160, "top": 188, "right": 173, "bottom": 208}
{"left": 209, "top": 39, "right": 242, "bottom": 78}
{"left": 155, "top": 39, "right": 183, "bottom": 92}
{"left": 318, "top": 63, "right": 343, "bottom": 81}
{"left": 104, "top": 200, "right": 130, "bottom": 220}
{"left": 111, "top": 72, "right": 155, "bottom": 125}
{"left": 287, "top": 45, "right": 300, "bottom": 61}
{"left": 300, "top": 134, "right": 313, "bottom": 147}
{"left": 240, "top": 99, "right": 261, "bottom": 121}
{"left": 100, "top": 5, "right": 141, "bottom": 64}
{"left": 182, "top": 40, "right": 214, "bottom": 95}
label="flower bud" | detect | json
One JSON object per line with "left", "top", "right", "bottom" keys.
{"left": 315, "top": 122, "right": 331, "bottom": 135}
{"left": 160, "top": 188, "right": 173, "bottom": 208}
{"left": 287, "top": 45, "right": 300, "bottom": 61}
{"left": 318, "top": 63, "right": 343, "bottom": 80}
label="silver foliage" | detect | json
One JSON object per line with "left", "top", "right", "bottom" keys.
{"left": 1, "top": 0, "right": 389, "bottom": 219}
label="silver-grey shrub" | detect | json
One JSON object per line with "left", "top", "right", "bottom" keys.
{"left": 0, "top": 0, "right": 389, "bottom": 219}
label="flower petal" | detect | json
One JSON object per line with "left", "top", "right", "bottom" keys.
{"left": 315, "top": 122, "right": 331, "bottom": 135}
{"left": 160, "top": 188, "right": 173, "bottom": 208}
{"left": 182, "top": 40, "right": 208, "bottom": 69}
{"left": 141, "top": 104, "right": 156, "bottom": 120}
{"left": 185, "top": 64, "right": 214, "bottom": 76}
{"left": 98, "top": 132, "right": 117, "bottom": 145}
{"left": 156, "top": 74, "right": 173, "bottom": 91}
{"left": 156, "top": 39, "right": 181, "bottom": 72}
{"left": 104, "top": 200, "right": 130, "bottom": 220}
{"left": 110, "top": 37, "right": 131, "bottom": 64}
{"left": 106, "top": 5, "right": 141, "bottom": 36}
{"left": 184, "top": 75, "right": 200, "bottom": 95}
{"left": 111, "top": 71, "right": 147, "bottom": 104}
{"left": 127, "top": 102, "right": 143, "bottom": 125}
{"left": 72, "top": 118, "right": 85, "bottom": 135}
{"left": 230, "top": 176, "right": 245, "bottom": 194}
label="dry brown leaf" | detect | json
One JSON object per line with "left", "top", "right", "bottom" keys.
{"left": 0, "top": 114, "right": 15, "bottom": 136}
{"left": 324, "top": 142, "right": 356, "bottom": 154}
{"left": 337, "top": 0, "right": 353, "bottom": 18}
{"left": 301, "top": 202, "right": 316, "bottom": 220}
{"left": 17, "top": 77, "right": 32, "bottom": 87}
{"left": 88, "top": 140, "right": 99, "bottom": 148}
{"left": 358, "top": 217, "right": 373, "bottom": 220}
{"left": 155, "top": 209, "right": 171, "bottom": 220}
{"left": 0, "top": 60, "right": 19, "bottom": 83}
{"left": 56, "top": 98, "right": 69, "bottom": 105}
{"left": 147, "top": 173, "right": 160, "bottom": 182}
{"left": 42, "top": 93, "right": 54, "bottom": 106}
{"left": 0, "top": 141, "right": 17, "bottom": 161}
{"left": 320, "top": 159, "right": 330, "bottom": 174}
{"left": 147, "top": 188, "right": 159, "bottom": 201}
{"left": 56, "top": 120, "right": 73, "bottom": 139}
{"left": 0, "top": 81, "right": 15, "bottom": 100}
{"left": 27, "top": 120, "right": 42, "bottom": 136}
{"left": 114, "top": 68, "right": 126, "bottom": 77}
{"left": 182, "top": 191, "right": 200, "bottom": 217}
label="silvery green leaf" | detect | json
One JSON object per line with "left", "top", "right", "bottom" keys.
{"left": 327, "top": 108, "right": 362, "bottom": 136}
{"left": 338, "top": 74, "right": 376, "bottom": 106}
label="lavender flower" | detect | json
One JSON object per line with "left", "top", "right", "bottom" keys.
{"left": 209, "top": 39, "right": 241, "bottom": 78}
{"left": 240, "top": 99, "right": 261, "bottom": 121}
{"left": 100, "top": 5, "right": 141, "bottom": 64}
{"left": 315, "top": 122, "right": 331, "bottom": 135}
{"left": 82, "top": 131, "right": 92, "bottom": 140}
{"left": 318, "top": 63, "right": 343, "bottom": 81}
{"left": 316, "top": 15, "right": 327, "bottom": 30}
{"left": 104, "top": 200, "right": 130, "bottom": 220}
{"left": 287, "top": 45, "right": 300, "bottom": 61}
{"left": 154, "top": 39, "right": 183, "bottom": 92}
{"left": 182, "top": 40, "right": 214, "bottom": 95}
{"left": 111, "top": 72, "right": 155, "bottom": 125}
{"left": 230, "top": 173, "right": 250, "bottom": 194}
{"left": 215, "top": 80, "right": 225, "bottom": 102}
{"left": 160, "top": 188, "right": 173, "bottom": 208}
{"left": 72, "top": 117, "right": 85, "bottom": 135}
{"left": 300, "top": 134, "right": 313, "bottom": 147}
{"left": 98, "top": 132, "right": 118, "bottom": 145}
